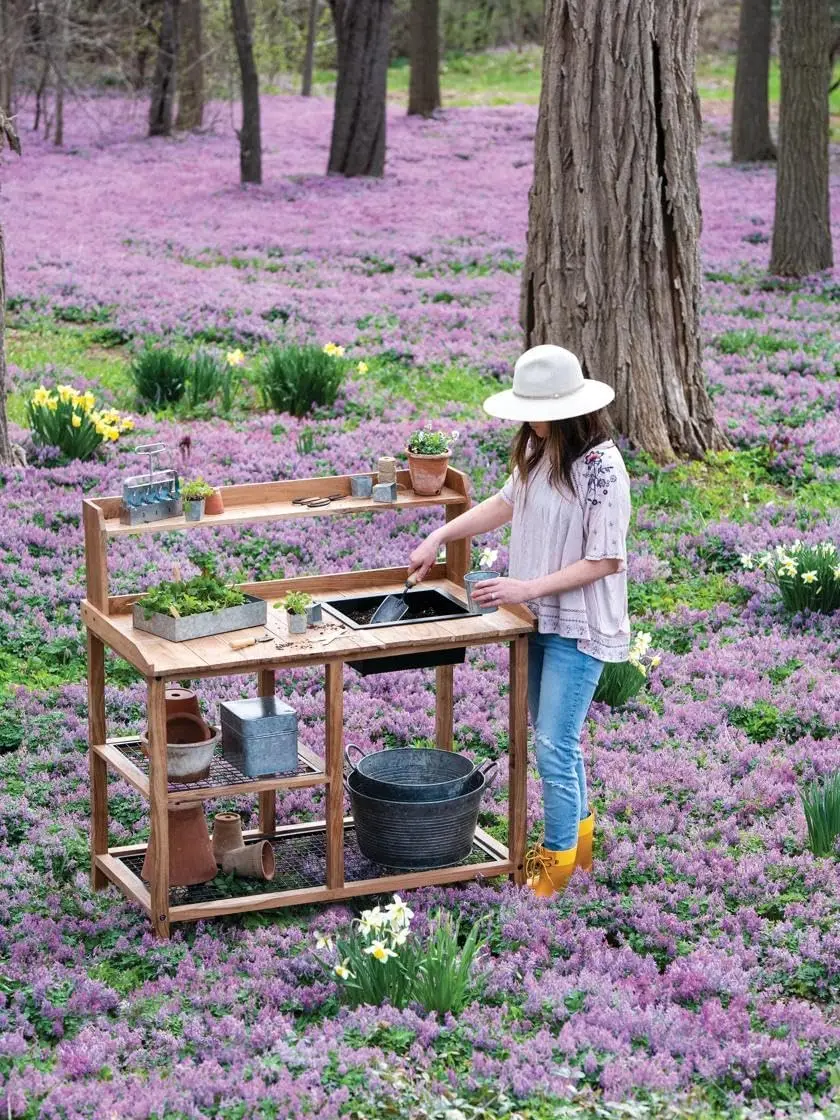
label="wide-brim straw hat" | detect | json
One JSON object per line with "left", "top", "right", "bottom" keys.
{"left": 483, "top": 345, "right": 615, "bottom": 422}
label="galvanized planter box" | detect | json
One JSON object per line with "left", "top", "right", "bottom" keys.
{"left": 220, "top": 696, "right": 299, "bottom": 777}
{"left": 132, "top": 594, "right": 267, "bottom": 643}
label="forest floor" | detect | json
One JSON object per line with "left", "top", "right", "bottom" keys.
{"left": 0, "top": 66, "right": 838, "bottom": 1119}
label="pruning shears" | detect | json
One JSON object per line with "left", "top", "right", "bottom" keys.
{"left": 292, "top": 493, "right": 346, "bottom": 508}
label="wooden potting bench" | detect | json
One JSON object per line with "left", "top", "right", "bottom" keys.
{"left": 82, "top": 468, "right": 533, "bottom": 937}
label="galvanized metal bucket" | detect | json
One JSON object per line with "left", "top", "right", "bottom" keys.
{"left": 345, "top": 743, "right": 476, "bottom": 802}
{"left": 347, "top": 759, "right": 498, "bottom": 869}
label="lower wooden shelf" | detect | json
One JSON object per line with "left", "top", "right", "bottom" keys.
{"left": 97, "top": 819, "right": 512, "bottom": 924}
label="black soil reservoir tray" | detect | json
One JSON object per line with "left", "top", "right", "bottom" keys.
{"left": 322, "top": 589, "right": 470, "bottom": 676}
{"left": 322, "top": 589, "right": 470, "bottom": 630}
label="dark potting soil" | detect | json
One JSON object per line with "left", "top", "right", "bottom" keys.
{"left": 341, "top": 599, "right": 444, "bottom": 626}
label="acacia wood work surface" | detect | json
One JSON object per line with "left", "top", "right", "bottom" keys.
{"left": 81, "top": 577, "right": 535, "bottom": 678}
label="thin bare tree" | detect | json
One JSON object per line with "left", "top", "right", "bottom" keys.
{"left": 301, "top": 0, "right": 319, "bottom": 96}
{"left": 149, "top": 0, "right": 180, "bottom": 137}
{"left": 176, "top": 0, "right": 204, "bottom": 130}
{"left": 0, "top": 111, "right": 22, "bottom": 467}
{"left": 231, "top": 0, "right": 261, "bottom": 183}
{"left": 408, "top": 0, "right": 440, "bottom": 117}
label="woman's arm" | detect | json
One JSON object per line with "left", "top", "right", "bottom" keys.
{"left": 470, "top": 557, "right": 621, "bottom": 607}
{"left": 408, "top": 494, "right": 512, "bottom": 581}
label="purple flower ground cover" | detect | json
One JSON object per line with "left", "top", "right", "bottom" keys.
{"left": 0, "top": 96, "right": 838, "bottom": 1118}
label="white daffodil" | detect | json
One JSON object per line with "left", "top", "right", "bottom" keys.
{"left": 801, "top": 570, "right": 818, "bottom": 584}
{"left": 833, "top": 566, "right": 840, "bottom": 581}
{"left": 363, "top": 940, "right": 397, "bottom": 963}
{"left": 385, "top": 894, "right": 414, "bottom": 928}
{"left": 739, "top": 553, "right": 753, "bottom": 570}
{"left": 390, "top": 927, "right": 410, "bottom": 948}
{"left": 478, "top": 547, "right": 499, "bottom": 570}
{"left": 357, "top": 905, "right": 386, "bottom": 935}
{"left": 315, "top": 932, "right": 333, "bottom": 952}
{"left": 334, "top": 958, "right": 354, "bottom": 980}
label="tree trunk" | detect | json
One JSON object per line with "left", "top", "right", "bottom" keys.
{"left": 53, "top": 0, "right": 70, "bottom": 147}
{"left": 769, "top": 0, "right": 833, "bottom": 276}
{"left": 521, "top": 0, "right": 725, "bottom": 462}
{"left": 0, "top": 113, "right": 21, "bottom": 467}
{"left": 408, "top": 0, "right": 440, "bottom": 117}
{"left": 149, "top": 0, "right": 180, "bottom": 138}
{"left": 230, "top": 0, "right": 261, "bottom": 184}
{"left": 301, "top": 0, "right": 319, "bottom": 96}
{"left": 176, "top": 0, "right": 204, "bottom": 130}
{"left": 732, "top": 0, "right": 776, "bottom": 161}
{"left": 327, "top": 0, "right": 391, "bottom": 177}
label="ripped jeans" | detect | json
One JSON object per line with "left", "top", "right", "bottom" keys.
{"left": 528, "top": 633, "right": 604, "bottom": 851}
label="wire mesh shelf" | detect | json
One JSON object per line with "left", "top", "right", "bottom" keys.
{"left": 119, "top": 742, "right": 321, "bottom": 791}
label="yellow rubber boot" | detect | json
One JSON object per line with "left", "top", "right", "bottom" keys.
{"left": 525, "top": 843, "right": 578, "bottom": 898}
{"left": 576, "top": 812, "right": 595, "bottom": 873}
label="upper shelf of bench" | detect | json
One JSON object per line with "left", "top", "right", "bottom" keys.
{"left": 85, "top": 470, "right": 470, "bottom": 539}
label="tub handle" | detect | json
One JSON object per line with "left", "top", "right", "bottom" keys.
{"left": 477, "top": 758, "right": 499, "bottom": 787}
{"left": 344, "top": 742, "right": 366, "bottom": 775}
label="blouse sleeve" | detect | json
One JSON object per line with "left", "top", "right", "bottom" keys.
{"left": 581, "top": 452, "right": 630, "bottom": 565}
{"left": 499, "top": 472, "right": 516, "bottom": 506}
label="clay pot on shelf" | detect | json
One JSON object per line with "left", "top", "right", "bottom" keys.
{"left": 407, "top": 452, "right": 449, "bottom": 496}
{"left": 141, "top": 801, "right": 218, "bottom": 887}
{"left": 212, "top": 812, "right": 243, "bottom": 865}
{"left": 164, "top": 687, "right": 201, "bottom": 720}
{"left": 221, "top": 840, "right": 276, "bottom": 881}
{"left": 204, "top": 488, "right": 225, "bottom": 516}
{"left": 141, "top": 713, "right": 219, "bottom": 783}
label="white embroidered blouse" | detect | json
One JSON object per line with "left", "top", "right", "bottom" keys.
{"left": 499, "top": 441, "right": 631, "bottom": 662}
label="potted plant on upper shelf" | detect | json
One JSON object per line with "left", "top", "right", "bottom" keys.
{"left": 181, "top": 477, "right": 216, "bottom": 521}
{"left": 277, "top": 591, "right": 313, "bottom": 634}
{"left": 406, "top": 428, "right": 459, "bottom": 496}
{"left": 133, "top": 554, "right": 267, "bottom": 641}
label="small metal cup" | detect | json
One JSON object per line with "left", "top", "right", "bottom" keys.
{"left": 372, "top": 481, "right": 397, "bottom": 503}
{"left": 464, "top": 570, "right": 499, "bottom": 614}
{"left": 306, "top": 601, "right": 323, "bottom": 625}
{"left": 184, "top": 499, "right": 205, "bottom": 522}
{"left": 350, "top": 475, "right": 373, "bottom": 498}
{"left": 287, "top": 613, "right": 307, "bottom": 634}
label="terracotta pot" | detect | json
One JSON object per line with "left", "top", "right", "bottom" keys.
{"left": 221, "top": 840, "right": 276, "bottom": 880}
{"left": 212, "top": 812, "right": 243, "bottom": 864}
{"left": 164, "top": 687, "right": 201, "bottom": 720}
{"left": 141, "top": 801, "right": 218, "bottom": 887}
{"left": 204, "top": 488, "right": 225, "bottom": 516}
{"left": 141, "top": 717, "right": 219, "bottom": 783}
{"left": 407, "top": 451, "right": 450, "bottom": 496}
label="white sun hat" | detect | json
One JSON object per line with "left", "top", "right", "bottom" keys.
{"left": 483, "top": 345, "right": 615, "bottom": 422}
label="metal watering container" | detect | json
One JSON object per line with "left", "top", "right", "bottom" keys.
{"left": 346, "top": 758, "right": 498, "bottom": 870}
{"left": 345, "top": 743, "right": 476, "bottom": 802}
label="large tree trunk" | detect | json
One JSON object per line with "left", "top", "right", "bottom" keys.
{"left": 732, "top": 0, "right": 776, "bottom": 162}
{"left": 408, "top": 0, "right": 440, "bottom": 117}
{"left": 301, "top": 0, "right": 319, "bottom": 96}
{"left": 327, "top": 0, "right": 391, "bottom": 177}
{"left": 521, "top": 0, "right": 725, "bottom": 462}
{"left": 148, "top": 0, "right": 180, "bottom": 137}
{"left": 176, "top": 0, "right": 204, "bottom": 130}
{"left": 0, "top": 113, "right": 21, "bottom": 467}
{"left": 770, "top": 0, "right": 833, "bottom": 276}
{"left": 230, "top": 0, "right": 261, "bottom": 184}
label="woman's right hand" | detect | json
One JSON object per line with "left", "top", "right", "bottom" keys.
{"left": 408, "top": 536, "right": 440, "bottom": 582}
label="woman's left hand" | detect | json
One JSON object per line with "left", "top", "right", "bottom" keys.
{"left": 470, "top": 577, "right": 531, "bottom": 607}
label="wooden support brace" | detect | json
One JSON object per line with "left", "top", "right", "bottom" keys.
{"left": 147, "top": 677, "right": 171, "bottom": 938}
{"left": 258, "top": 668, "right": 277, "bottom": 836}
{"left": 508, "top": 636, "right": 528, "bottom": 885}
{"left": 435, "top": 664, "right": 454, "bottom": 750}
{"left": 88, "top": 632, "right": 108, "bottom": 890}
{"left": 324, "top": 661, "right": 345, "bottom": 890}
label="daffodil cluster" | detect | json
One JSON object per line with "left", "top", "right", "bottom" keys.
{"left": 627, "top": 630, "right": 661, "bottom": 677}
{"left": 594, "top": 630, "right": 661, "bottom": 708}
{"left": 743, "top": 540, "right": 839, "bottom": 614}
{"left": 322, "top": 342, "right": 345, "bottom": 358}
{"left": 28, "top": 384, "right": 134, "bottom": 461}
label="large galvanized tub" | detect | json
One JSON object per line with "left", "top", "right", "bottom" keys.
{"left": 132, "top": 594, "right": 267, "bottom": 643}
{"left": 345, "top": 743, "right": 476, "bottom": 802}
{"left": 347, "top": 759, "right": 497, "bottom": 869}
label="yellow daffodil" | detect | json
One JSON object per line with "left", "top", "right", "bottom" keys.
{"left": 57, "top": 384, "right": 74, "bottom": 403}
{"left": 46, "top": 398, "right": 58, "bottom": 411}
{"left": 80, "top": 391, "right": 96, "bottom": 413}
{"left": 363, "top": 940, "right": 397, "bottom": 963}
{"left": 334, "top": 959, "right": 354, "bottom": 980}
{"left": 357, "top": 361, "right": 369, "bottom": 374}
{"left": 71, "top": 414, "right": 82, "bottom": 429}
{"left": 801, "top": 570, "right": 818, "bottom": 584}
{"left": 322, "top": 342, "right": 345, "bottom": 357}
{"left": 120, "top": 418, "right": 135, "bottom": 432}
{"left": 650, "top": 655, "right": 662, "bottom": 668}
{"left": 32, "top": 386, "right": 51, "bottom": 407}
{"left": 226, "top": 348, "right": 246, "bottom": 367}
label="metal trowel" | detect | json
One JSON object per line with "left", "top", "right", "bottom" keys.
{"left": 370, "top": 574, "right": 420, "bottom": 624}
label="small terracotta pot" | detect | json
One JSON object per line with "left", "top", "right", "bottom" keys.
{"left": 204, "top": 488, "right": 225, "bottom": 516}
{"left": 221, "top": 840, "right": 276, "bottom": 880}
{"left": 212, "top": 812, "right": 243, "bottom": 864}
{"left": 407, "top": 451, "right": 450, "bottom": 496}
{"left": 166, "top": 712, "right": 212, "bottom": 744}
{"left": 164, "top": 687, "right": 201, "bottom": 720}
{"left": 141, "top": 801, "right": 217, "bottom": 887}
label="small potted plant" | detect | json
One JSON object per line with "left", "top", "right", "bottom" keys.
{"left": 464, "top": 546, "right": 500, "bottom": 614}
{"left": 406, "top": 428, "right": 459, "bottom": 496}
{"left": 182, "top": 477, "right": 216, "bottom": 521}
{"left": 278, "top": 590, "right": 313, "bottom": 634}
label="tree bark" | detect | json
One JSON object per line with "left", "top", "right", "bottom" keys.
{"left": 327, "top": 0, "right": 391, "bottom": 177}
{"left": 301, "top": 0, "right": 319, "bottom": 96}
{"left": 176, "top": 0, "right": 204, "bottom": 130}
{"left": 769, "top": 0, "right": 833, "bottom": 276}
{"left": 521, "top": 0, "right": 725, "bottom": 462}
{"left": 149, "top": 0, "right": 180, "bottom": 137}
{"left": 0, "top": 112, "right": 21, "bottom": 467}
{"left": 53, "top": 0, "right": 70, "bottom": 147}
{"left": 230, "top": 0, "right": 261, "bottom": 184}
{"left": 732, "top": 0, "right": 776, "bottom": 162}
{"left": 408, "top": 0, "right": 440, "bottom": 117}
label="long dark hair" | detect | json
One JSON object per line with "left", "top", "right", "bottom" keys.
{"left": 510, "top": 410, "right": 612, "bottom": 497}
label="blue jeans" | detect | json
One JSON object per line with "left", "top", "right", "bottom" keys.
{"left": 528, "top": 633, "right": 604, "bottom": 851}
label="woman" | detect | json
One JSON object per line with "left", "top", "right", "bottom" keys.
{"left": 408, "top": 345, "right": 631, "bottom": 898}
